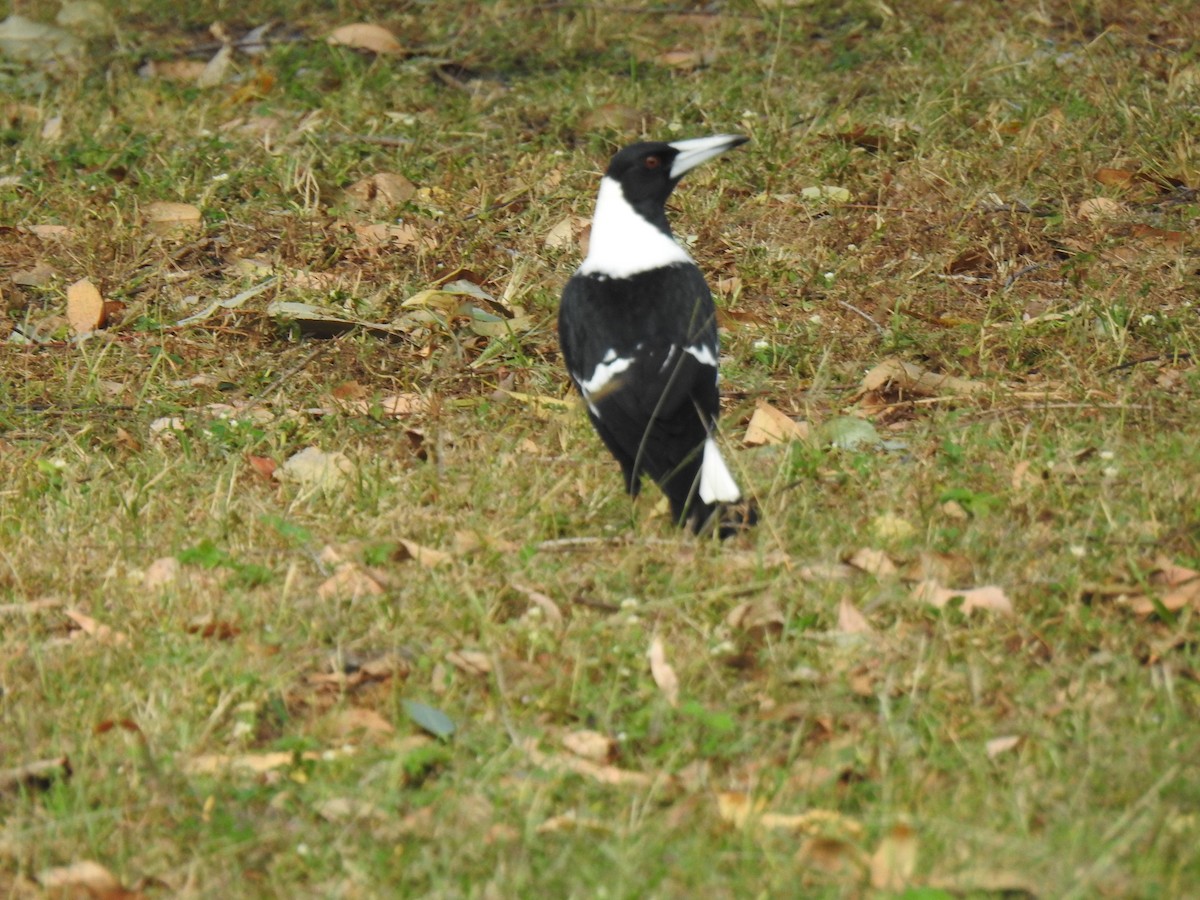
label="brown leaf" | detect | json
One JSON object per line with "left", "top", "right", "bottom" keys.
{"left": 317, "top": 564, "right": 386, "bottom": 600}
{"left": 744, "top": 401, "right": 809, "bottom": 446}
{"left": 561, "top": 729, "right": 615, "bottom": 763}
{"left": 38, "top": 861, "right": 141, "bottom": 899}
{"left": 536, "top": 812, "right": 612, "bottom": 833}
{"left": 63, "top": 608, "right": 129, "bottom": 645}
{"left": 726, "top": 597, "right": 785, "bottom": 636}
{"left": 861, "top": 357, "right": 986, "bottom": 397}
{"left": 143, "top": 201, "right": 202, "bottom": 237}
{"left": 184, "top": 748, "right": 353, "bottom": 775}
{"left": 394, "top": 538, "right": 450, "bottom": 568}
{"left": 836, "top": 597, "right": 874, "bottom": 635}
{"left": 1077, "top": 197, "right": 1125, "bottom": 221}
{"left": 446, "top": 649, "right": 492, "bottom": 676}
{"left": 716, "top": 791, "right": 766, "bottom": 829}
{"left": 344, "top": 171, "right": 417, "bottom": 207}
{"left": 1093, "top": 167, "right": 1136, "bottom": 189}
{"left": 869, "top": 823, "right": 919, "bottom": 890}
{"left": 912, "top": 580, "right": 1014, "bottom": 615}
{"left": 66, "top": 278, "right": 106, "bottom": 336}
{"left": 544, "top": 215, "right": 589, "bottom": 251}
{"left": 522, "top": 739, "right": 651, "bottom": 787}
{"left": 246, "top": 454, "right": 277, "bottom": 480}
{"left": 1130, "top": 224, "right": 1185, "bottom": 251}
{"left": 321, "top": 708, "right": 396, "bottom": 744}
{"left": 512, "top": 583, "right": 564, "bottom": 629}
{"left": 847, "top": 547, "right": 898, "bottom": 578}
{"left": 986, "top": 735, "right": 1022, "bottom": 758}
{"left": 327, "top": 23, "right": 404, "bottom": 55}
{"left": 648, "top": 637, "right": 680, "bottom": 707}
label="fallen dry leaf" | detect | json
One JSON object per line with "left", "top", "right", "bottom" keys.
{"left": 512, "top": 583, "right": 565, "bottom": 629}
{"left": 535, "top": 812, "right": 611, "bottom": 833}
{"left": 797, "top": 836, "right": 868, "bottom": 878}
{"left": 275, "top": 446, "right": 353, "bottom": 491}
{"left": 38, "top": 860, "right": 136, "bottom": 898}
{"left": 395, "top": 538, "right": 450, "bottom": 568}
{"left": 869, "top": 823, "right": 919, "bottom": 890}
{"left": 716, "top": 791, "right": 767, "bottom": 829}
{"left": 327, "top": 22, "right": 404, "bottom": 55}
{"left": 836, "top": 597, "right": 874, "bottom": 635}
{"left": 726, "top": 596, "right": 786, "bottom": 636}
{"left": 861, "top": 357, "right": 986, "bottom": 397}
{"left": 522, "top": 739, "right": 651, "bottom": 787}
{"left": 320, "top": 707, "right": 395, "bottom": 744}
{"left": 1093, "top": 167, "right": 1136, "bottom": 189}
{"left": 561, "top": 729, "right": 615, "bottom": 763}
{"left": 544, "top": 214, "right": 589, "bottom": 251}
{"left": 1077, "top": 196, "right": 1125, "bottom": 221}
{"left": 142, "top": 557, "right": 180, "bottom": 589}
{"left": 317, "top": 563, "right": 386, "bottom": 600}
{"left": 344, "top": 171, "right": 416, "bottom": 207}
{"left": 446, "top": 649, "right": 492, "bottom": 676}
{"left": 847, "top": 547, "right": 899, "bottom": 578}
{"left": 912, "top": 580, "right": 1014, "bottom": 615}
{"left": 64, "top": 608, "right": 129, "bottom": 645}
{"left": 986, "top": 735, "right": 1022, "bottom": 758}
{"left": 184, "top": 747, "right": 353, "bottom": 775}
{"left": 143, "top": 200, "right": 202, "bottom": 237}
{"left": 66, "top": 278, "right": 106, "bottom": 335}
{"left": 246, "top": 454, "right": 277, "bottom": 480}
{"left": 648, "top": 637, "right": 680, "bottom": 707}
{"left": 316, "top": 796, "right": 386, "bottom": 823}
{"left": 744, "top": 401, "right": 809, "bottom": 446}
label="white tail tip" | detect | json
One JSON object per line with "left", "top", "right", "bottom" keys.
{"left": 698, "top": 437, "right": 741, "bottom": 504}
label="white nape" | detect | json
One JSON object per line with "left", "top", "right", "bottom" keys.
{"left": 684, "top": 343, "right": 718, "bottom": 368}
{"left": 578, "top": 177, "right": 692, "bottom": 279}
{"left": 698, "top": 437, "right": 741, "bottom": 504}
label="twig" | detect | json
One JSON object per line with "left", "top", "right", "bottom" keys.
{"left": 836, "top": 300, "right": 885, "bottom": 334}
{"left": 1102, "top": 352, "right": 1192, "bottom": 373}
{"left": 243, "top": 342, "right": 332, "bottom": 407}
{"left": 1002, "top": 263, "right": 1045, "bottom": 290}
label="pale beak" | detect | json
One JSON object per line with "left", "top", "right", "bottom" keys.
{"left": 668, "top": 134, "right": 749, "bottom": 180}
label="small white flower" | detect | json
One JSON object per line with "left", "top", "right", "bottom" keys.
{"left": 620, "top": 597, "right": 639, "bottom": 609}
{"left": 753, "top": 339, "right": 770, "bottom": 350}
{"left": 1099, "top": 450, "right": 1115, "bottom": 461}
{"left": 1069, "top": 545, "right": 1087, "bottom": 558}
{"left": 211, "top": 172, "right": 230, "bottom": 183}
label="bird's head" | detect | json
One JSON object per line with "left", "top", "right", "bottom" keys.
{"left": 604, "top": 134, "right": 748, "bottom": 225}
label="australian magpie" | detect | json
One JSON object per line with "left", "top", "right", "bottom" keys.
{"left": 558, "top": 134, "right": 756, "bottom": 536}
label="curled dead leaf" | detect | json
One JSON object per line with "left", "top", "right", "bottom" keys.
{"left": 66, "top": 278, "right": 106, "bottom": 336}
{"left": 1077, "top": 197, "right": 1125, "bottom": 221}
{"left": 446, "top": 649, "right": 492, "bottom": 676}
{"left": 847, "top": 547, "right": 899, "bottom": 578}
{"left": 561, "top": 729, "right": 615, "bottom": 763}
{"left": 836, "top": 597, "right": 874, "bottom": 635}
{"left": 726, "top": 596, "right": 785, "bottom": 636}
{"left": 744, "top": 401, "right": 809, "bottom": 446}
{"left": 327, "top": 23, "right": 404, "bottom": 55}
{"left": 648, "top": 637, "right": 680, "bottom": 707}
{"left": 861, "top": 357, "right": 986, "bottom": 397}
{"left": 143, "top": 200, "right": 202, "bottom": 237}
{"left": 912, "top": 580, "right": 1013, "bottom": 615}
{"left": 869, "top": 823, "right": 919, "bottom": 890}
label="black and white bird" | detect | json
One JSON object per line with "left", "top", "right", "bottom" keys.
{"left": 558, "top": 134, "right": 756, "bottom": 536}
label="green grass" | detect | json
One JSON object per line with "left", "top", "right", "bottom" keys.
{"left": 2, "top": 1, "right": 1199, "bottom": 896}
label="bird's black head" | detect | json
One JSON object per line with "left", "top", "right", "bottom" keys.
{"left": 603, "top": 134, "right": 748, "bottom": 232}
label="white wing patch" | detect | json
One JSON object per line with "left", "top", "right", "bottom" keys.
{"left": 577, "top": 353, "right": 633, "bottom": 415}
{"left": 684, "top": 343, "right": 718, "bottom": 368}
{"left": 698, "top": 437, "right": 741, "bottom": 504}
{"left": 578, "top": 177, "right": 692, "bottom": 279}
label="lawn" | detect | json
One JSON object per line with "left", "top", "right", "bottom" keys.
{"left": 2, "top": 1, "right": 1198, "bottom": 896}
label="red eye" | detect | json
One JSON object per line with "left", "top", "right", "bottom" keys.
{"left": 644, "top": 156, "right": 661, "bottom": 170}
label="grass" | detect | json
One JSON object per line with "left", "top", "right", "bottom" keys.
{"left": 2, "top": 0, "right": 1199, "bottom": 896}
